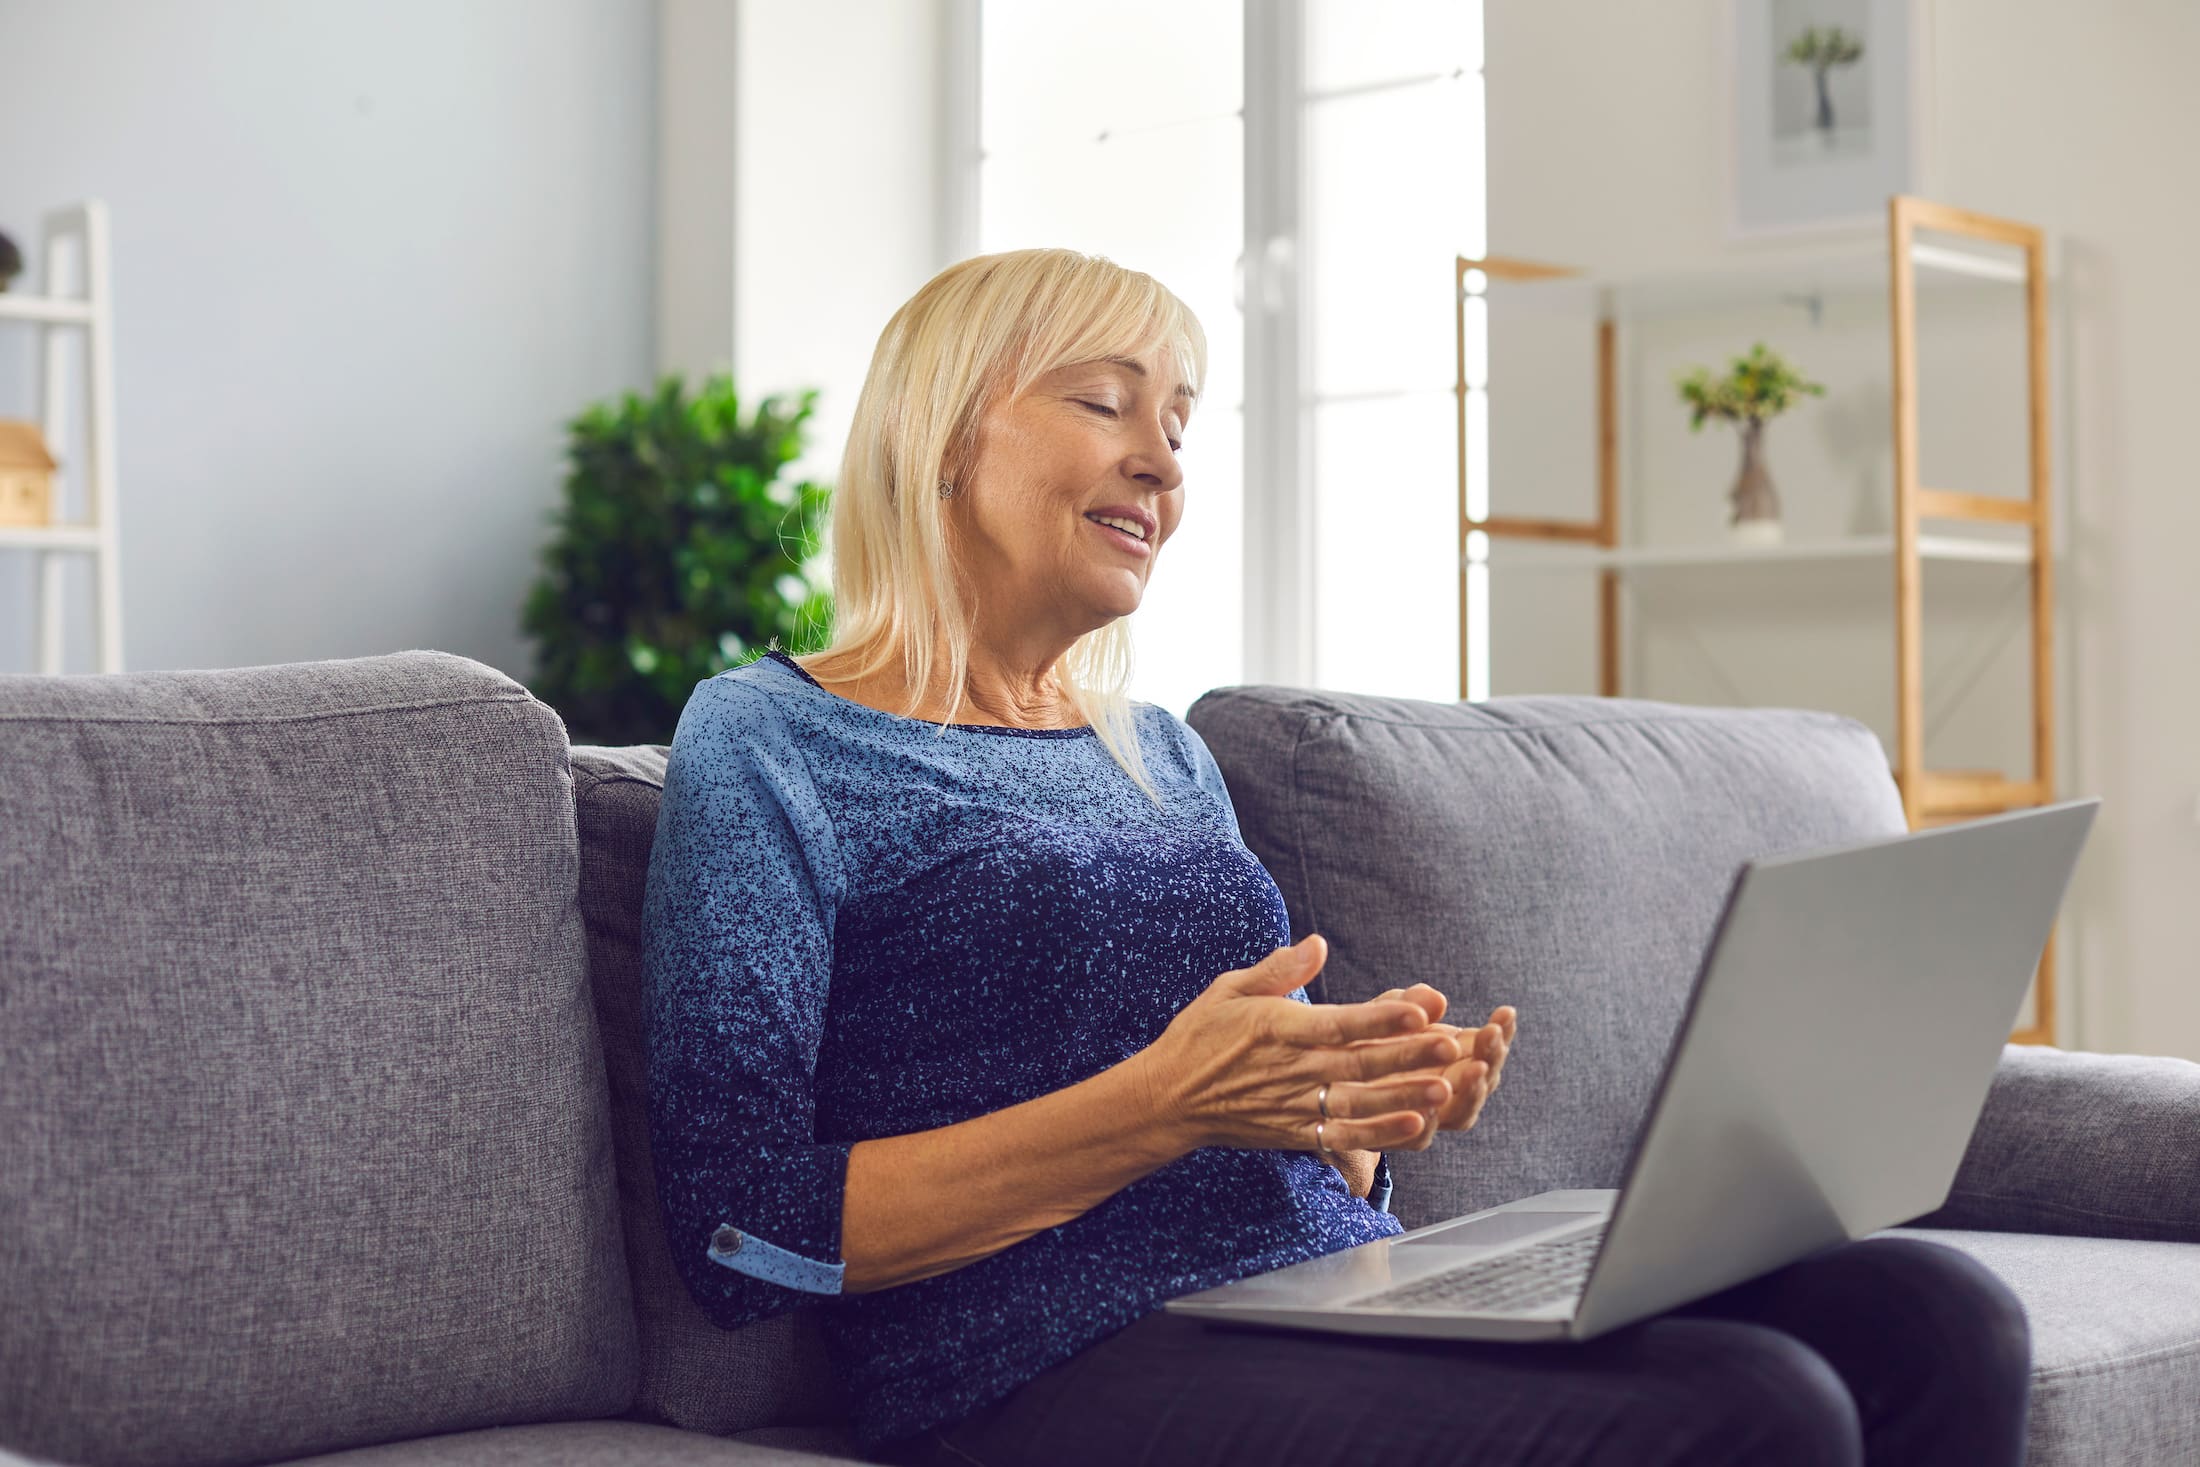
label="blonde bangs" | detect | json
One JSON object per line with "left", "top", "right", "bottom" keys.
{"left": 1004, "top": 266, "right": 1208, "bottom": 412}
{"left": 784, "top": 248, "right": 1207, "bottom": 809}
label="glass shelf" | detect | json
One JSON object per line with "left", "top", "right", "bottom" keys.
{"left": 1477, "top": 532, "right": 2033, "bottom": 574}
{"left": 1474, "top": 235, "right": 2041, "bottom": 323}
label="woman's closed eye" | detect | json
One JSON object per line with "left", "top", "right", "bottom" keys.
{"left": 1077, "top": 400, "right": 1182, "bottom": 453}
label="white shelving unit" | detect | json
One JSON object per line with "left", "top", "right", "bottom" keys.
{"left": 0, "top": 200, "right": 122, "bottom": 673}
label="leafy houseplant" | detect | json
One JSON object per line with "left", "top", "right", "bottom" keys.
{"left": 523, "top": 374, "right": 833, "bottom": 746}
{"left": 1675, "top": 343, "right": 1826, "bottom": 545}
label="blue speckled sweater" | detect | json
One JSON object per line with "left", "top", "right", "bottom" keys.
{"left": 639, "top": 648, "right": 1403, "bottom": 1448}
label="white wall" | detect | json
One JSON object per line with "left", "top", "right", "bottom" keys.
{"left": 648, "top": 0, "right": 964, "bottom": 661}
{"left": 657, "top": 0, "right": 739, "bottom": 381}
{"left": 1485, "top": 0, "right": 2200, "bottom": 1059}
{"left": 730, "top": 0, "right": 960, "bottom": 491}
{"left": 0, "top": 0, "right": 657, "bottom": 680}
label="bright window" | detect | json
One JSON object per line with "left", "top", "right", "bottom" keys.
{"left": 1305, "top": 0, "right": 1486, "bottom": 703}
{"left": 979, "top": 1, "right": 1244, "bottom": 720}
{"left": 976, "top": 2, "right": 1486, "bottom": 711}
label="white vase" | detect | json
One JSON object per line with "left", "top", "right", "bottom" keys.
{"left": 1728, "top": 518, "right": 1785, "bottom": 548}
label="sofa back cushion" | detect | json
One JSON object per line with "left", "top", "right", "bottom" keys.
{"left": 1185, "top": 689, "right": 1907, "bottom": 1229}
{"left": 0, "top": 653, "right": 636, "bottom": 1467}
{"left": 570, "top": 745, "right": 851, "bottom": 1436}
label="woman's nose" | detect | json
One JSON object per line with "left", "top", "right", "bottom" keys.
{"left": 1130, "top": 435, "right": 1183, "bottom": 493}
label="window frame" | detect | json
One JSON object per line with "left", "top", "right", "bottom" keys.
{"left": 957, "top": 0, "right": 1484, "bottom": 693}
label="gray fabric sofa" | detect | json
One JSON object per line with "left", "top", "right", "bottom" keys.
{"left": 2, "top": 650, "right": 2195, "bottom": 1467}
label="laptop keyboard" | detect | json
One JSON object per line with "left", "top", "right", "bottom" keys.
{"left": 1352, "top": 1227, "right": 1606, "bottom": 1315}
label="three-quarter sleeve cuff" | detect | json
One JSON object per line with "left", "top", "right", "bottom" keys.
{"left": 707, "top": 1222, "right": 847, "bottom": 1295}
{"left": 654, "top": 1137, "right": 854, "bottom": 1323}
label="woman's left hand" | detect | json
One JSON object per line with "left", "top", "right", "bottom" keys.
{"left": 1350, "top": 987, "right": 1516, "bottom": 1147}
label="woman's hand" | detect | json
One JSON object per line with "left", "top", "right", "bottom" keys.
{"left": 1137, "top": 934, "right": 1467, "bottom": 1157}
{"left": 1350, "top": 986, "right": 1517, "bottom": 1149}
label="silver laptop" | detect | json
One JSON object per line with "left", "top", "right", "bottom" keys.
{"left": 1166, "top": 798, "right": 2099, "bottom": 1343}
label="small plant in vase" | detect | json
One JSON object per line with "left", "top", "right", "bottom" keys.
{"left": 1783, "top": 26, "right": 1865, "bottom": 140}
{"left": 1675, "top": 342, "right": 1825, "bottom": 546}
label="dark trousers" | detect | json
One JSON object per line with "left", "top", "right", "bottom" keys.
{"left": 871, "top": 1235, "right": 2030, "bottom": 1467}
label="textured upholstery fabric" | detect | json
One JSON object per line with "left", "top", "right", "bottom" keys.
{"left": 727, "top": 1425, "right": 868, "bottom": 1460}
{"left": 1882, "top": 1228, "right": 2200, "bottom": 1465}
{"left": 1910, "top": 1043, "right": 2200, "bottom": 1242}
{"left": 570, "top": 745, "right": 853, "bottom": 1437}
{"left": 270, "top": 1420, "right": 868, "bottom": 1465}
{"left": 1184, "top": 688, "right": 1909, "bottom": 1228}
{"left": 0, "top": 653, "right": 636, "bottom": 1467}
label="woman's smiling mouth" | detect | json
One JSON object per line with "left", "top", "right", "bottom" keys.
{"left": 1085, "top": 515, "right": 1153, "bottom": 557}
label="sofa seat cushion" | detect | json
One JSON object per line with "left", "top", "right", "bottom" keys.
{"left": 1185, "top": 689, "right": 1907, "bottom": 1229}
{"left": 270, "top": 1420, "right": 867, "bottom": 1465}
{"left": 1883, "top": 1227, "right": 2200, "bottom": 1465}
{"left": 727, "top": 1426, "right": 868, "bottom": 1461}
{"left": 570, "top": 745, "right": 852, "bottom": 1437}
{"left": 0, "top": 653, "right": 635, "bottom": 1467}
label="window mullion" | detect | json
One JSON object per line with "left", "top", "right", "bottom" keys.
{"left": 940, "top": 0, "right": 982, "bottom": 268}
{"left": 1241, "top": 0, "right": 1314, "bottom": 690}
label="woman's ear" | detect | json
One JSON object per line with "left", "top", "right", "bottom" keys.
{"left": 938, "top": 445, "right": 969, "bottom": 488}
{"left": 938, "top": 420, "right": 985, "bottom": 499}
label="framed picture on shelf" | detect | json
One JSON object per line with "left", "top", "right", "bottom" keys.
{"left": 1726, "top": 0, "right": 1932, "bottom": 238}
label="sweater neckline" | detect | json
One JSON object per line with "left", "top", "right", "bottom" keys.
{"left": 762, "top": 650, "right": 1099, "bottom": 739}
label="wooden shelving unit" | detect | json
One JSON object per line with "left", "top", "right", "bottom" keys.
{"left": 1457, "top": 196, "right": 2059, "bottom": 1045}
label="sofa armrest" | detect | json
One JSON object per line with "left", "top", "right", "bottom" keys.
{"left": 1908, "top": 1044, "right": 2200, "bottom": 1242}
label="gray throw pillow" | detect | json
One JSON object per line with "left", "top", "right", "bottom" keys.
{"left": 0, "top": 652, "right": 636, "bottom": 1467}
{"left": 1186, "top": 687, "right": 1908, "bottom": 1229}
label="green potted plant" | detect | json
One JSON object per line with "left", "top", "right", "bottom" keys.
{"left": 1782, "top": 25, "right": 1865, "bottom": 140}
{"left": 1675, "top": 342, "right": 1826, "bottom": 546}
{"left": 522, "top": 373, "right": 833, "bottom": 745}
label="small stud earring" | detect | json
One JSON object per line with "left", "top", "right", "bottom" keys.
{"left": 937, "top": 480, "right": 955, "bottom": 498}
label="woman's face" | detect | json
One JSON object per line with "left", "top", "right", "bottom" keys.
{"left": 949, "top": 345, "right": 1193, "bottom": 641}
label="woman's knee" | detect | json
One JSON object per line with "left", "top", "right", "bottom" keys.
{"left": 1848, "top": 1236, "right": 2033, "bottom": 1390}
{"left": 1634, "top": 1321, "right": 1863, "bottom": 1467}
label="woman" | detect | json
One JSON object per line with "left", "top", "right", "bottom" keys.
{"left": 640, "top": 249, "right": 2031, "bottom": 1467}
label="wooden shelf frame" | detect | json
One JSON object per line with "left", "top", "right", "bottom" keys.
{"left": 1457, "top": 196, "right": 2060, "bottom": 1046}
{"left": 1890, "top": 197, "right": 2057, "bottom": 1044}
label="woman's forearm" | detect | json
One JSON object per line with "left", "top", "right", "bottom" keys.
{"left": 839, "top": 1052, "right": 1197, "bottom": 1293}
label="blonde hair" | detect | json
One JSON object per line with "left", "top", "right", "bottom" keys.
{"left": 783, "top": 247, "right": 1207, "bottom": 809}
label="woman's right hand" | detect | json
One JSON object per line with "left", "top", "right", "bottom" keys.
{"left": 1137, "top": 933, "right": 1464, "bottom": 1156}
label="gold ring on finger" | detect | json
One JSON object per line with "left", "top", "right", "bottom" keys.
{"left": 1317, "top": 1082, "right": 1332, "bottom": 1122}
{"left": 1315, "top": 1119, "right": 1337, "bottom": 1161}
